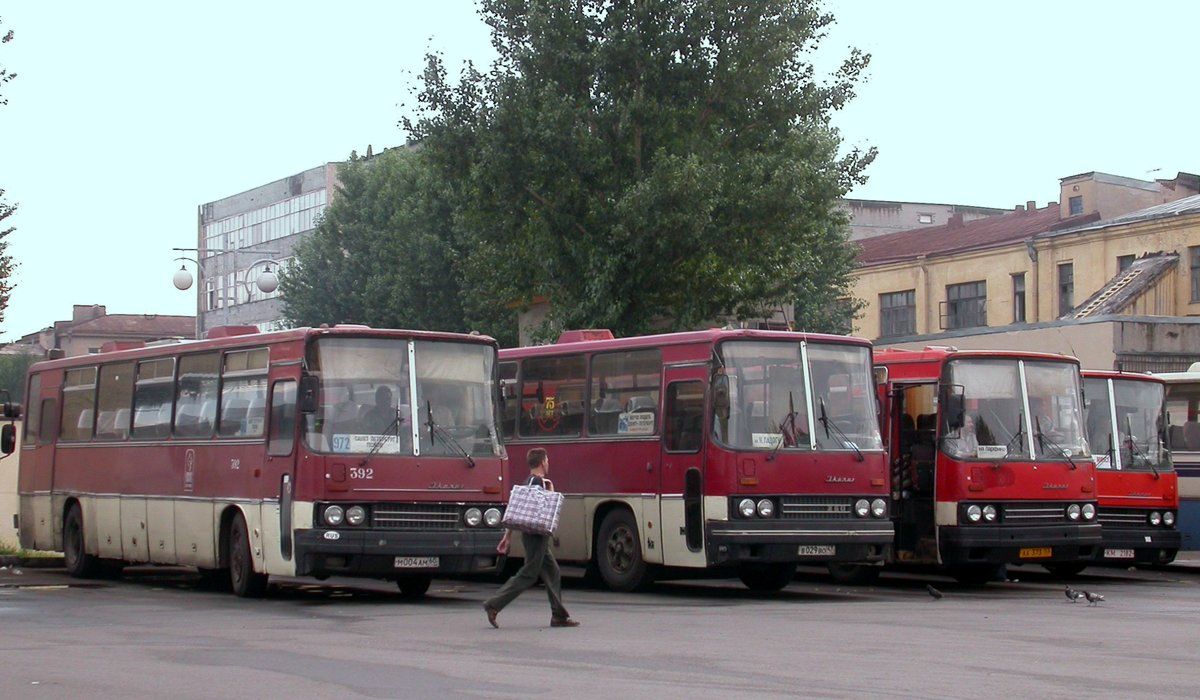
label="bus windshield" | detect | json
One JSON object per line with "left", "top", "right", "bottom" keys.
{"left": 304, "top": 337, "right": 501, "bottom": 457}
{"left": 1113, "top": 379, "right": 1168, "bottom": 470}
{"left": 943, "top": 358, "right": 1088, "bottom": 461}
{"left": 713, "top": 341, "right": 882, "bottom": 452}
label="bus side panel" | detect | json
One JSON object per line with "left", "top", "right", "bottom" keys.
{"left": 259, "top": 499, "right": 298, "bottom": 577}
{"left": 92, "top": 495, "right": 122, "bottom": 559}
{"left": 659, "top": 495, "right": 705, "bottom": 567}
{"left": 174, "top": 500, "right": 217, "bottom": 568}
{"left": 120, "top": 496, "right": 150, "bottom": 563}
{"left": 146, "top": 498, "right": 177, "bottom": 563}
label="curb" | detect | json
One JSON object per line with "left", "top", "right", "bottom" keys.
{"left": 0, "top": 555, "right": 65, "bottom": 569}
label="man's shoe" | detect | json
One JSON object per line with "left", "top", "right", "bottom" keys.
{"left": 550, "top": 617, "right": 580, "bottom": 628}
{"left": 483, "top": 604, "right": 499, "bottom": 629}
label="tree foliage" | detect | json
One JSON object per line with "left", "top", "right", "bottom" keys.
{"left": 0, "top": 18, "right": 16, "bottom": 330}
{"left": 405, "top": 0, "right": 874, "bottom": 340}
{"left": 0, "top": 352, "right": 37, "bottom": 403}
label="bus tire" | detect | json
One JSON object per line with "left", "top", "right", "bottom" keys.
{"left": 396, "top": 575, "right": 432, "bottom": 600}
{"left": 228, "top": 512, "right": 269, "bottom": 598}
{"left": 1043, "top": 562, "right": 1087, "bottom": 578}
{"left": 826, "top": 563, "right": 882, "bottom": 586}
{"left": 197, "top": 567, "right": 231, "bottom": 591}
{"left": 596, "top": 509, "right": 650, "bottom": 592}
{"left": 62, "top": 504, "right": 101, "bottom": 579}
{"left": 949, "top": 564, "right": 1003, "bottom": 586}
{"left": 738, "top": 563, "right": 796, "bottom": 592}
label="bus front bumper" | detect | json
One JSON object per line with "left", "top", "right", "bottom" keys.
{"left": 705, "top": 520, "right": 894, "bottom": 566}
{"left": 1097, "top": 526, "right": 1180, "bottom": 565}
{"left": 939, "top": 522, "right": 1102, "bottom": 565}
{"left": 293, "top": 528, "right": 505, "bottom": 578}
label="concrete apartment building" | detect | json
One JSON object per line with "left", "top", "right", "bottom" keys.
{"left": 841, "top": 199, "right": 1006, "bottom": 240}
{"left": 7, "top": 304, "right": 195, "bottom": 358}
{"left": 851, "top": 170, "right": 1200, "bottom": 371}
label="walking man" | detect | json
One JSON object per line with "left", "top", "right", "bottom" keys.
{"left": 484, "top": 448, "right": 580, "bottom": 628}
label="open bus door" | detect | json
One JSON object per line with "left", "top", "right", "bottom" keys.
{"left": 889, "top": 382, "right": 939, "bottom": 562}
{"left": 264, "top": 372, "right": 301, "bottom": 566}
{"left": 659, "top": 367, "right": 708, "bottom": 568}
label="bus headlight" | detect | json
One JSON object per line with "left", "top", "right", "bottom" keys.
{"left": 1081, "top": 503, "right": 1095, "bottom": 521}
{"left": 1163, "top": 511, "right": 1175, "bottom": 527}
{"left": 323, "top": 505, "right": 345, "bottom": 526}
{"left": 855, "top": 499, "right": 870, "bottom": 518}
{"left": 757, "top": 499, "right": 774, "bottom": 518}
{"left": 1149, "top": 511, "right": 1162, "bottom": 526}
{"left": 966, "top": 505, "right": 982, "bottom": 523}
{"left": 484, "top": 508, "right": 503, "bottom": 527}
{"left": 346, "top": 506, "right": 366, "bottom": 526}
{"left": 1066, "top": 504, "right": 1081, "bottom": 521}
{"left": 738, "top": 498, "right": 756, "bottom": 518}
{"left": 870, "top": 499, "right": 887, "bottom": 518}
{"left": 982, "top": 505, "right": 998, "bottom": 522}
{"left": 464, "top": 508, "right": 483, "bottom": 527}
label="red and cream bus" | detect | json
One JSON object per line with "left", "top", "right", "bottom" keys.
{"left": 498, "top": 329, "right": 893, "bottom": 592}
{"left": 1079, "top": 370, "right": 1179, "bottom": 569}
{"left": 18, "top": 325, "right": 507, "bottom": 598}
{"left": 832, "top": 347, "right": 1101, "bottom": 585}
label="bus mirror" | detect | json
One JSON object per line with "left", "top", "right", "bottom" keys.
{"left": 299, "top": 375, "right": 319, "bottom": 413}
{"left": 944, "top": 389, "right": 965, "bottom": 431}
{"left": 873, "top": 367, "right": 888, "bottom": 386}
{"left": 0, "top": 424, "right": 14, "bottom": 455}
{"left": 713, "top": 375, "right": 730, "bottom": 420}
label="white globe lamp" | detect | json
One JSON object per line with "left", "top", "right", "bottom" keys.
{"left": 172, "top": 265, "right": 194, "bottom": 291}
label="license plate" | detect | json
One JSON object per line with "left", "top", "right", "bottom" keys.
{"left": 1019, "top": 547, "right": 1052, "bottom": 559}
{"left": 394, "top": 556, "right": 439, "bottom": 569}
{"left": 1104, "top": 548, "right": 1135, "bottom": 559}
{"left": 797, "top": 545, "right": 836, "bottom": 556}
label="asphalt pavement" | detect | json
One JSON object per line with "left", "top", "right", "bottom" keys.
{"left": 1, "top": 562, "right": 1198, "bottom": 699}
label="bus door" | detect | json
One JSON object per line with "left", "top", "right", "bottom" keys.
{"left": 659, "top": 368, "right": 708, "bottom": 567}
{"left": 263, "top": 372, "right": 300, "bottom": 569}
{"left": 891, "top": 382, "right": 938, "bottom": 562}
{"left": 20, "top": 371, "right": 60, "bottom": 550}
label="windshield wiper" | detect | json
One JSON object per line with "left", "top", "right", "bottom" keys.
{"left": 818, "top": 398, "right": 864, "bottom": 462}
{"left": 1001, "top": 412, "right": 1026, "bottom": 458}
{"left": 1034, "top": 415, "right": 1077, "bottom": 470}
{"left": 359, "top": 411, "right": 404, "bottom": 468}
{"left": 426, "top": 401, "right": 476, "bottom": 468}
{"left": 1125, "top": 415, "right": 1159, "bottom": 480}
{"left": 767, "top": 391, "right": 801, "bottom": 462}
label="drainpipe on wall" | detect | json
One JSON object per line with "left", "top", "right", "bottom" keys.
{"left": 1025, "top": 239, "right": 1039, "bottom": 323}
{"left": 918, "top": 255, "right": 930, "bottom": 334}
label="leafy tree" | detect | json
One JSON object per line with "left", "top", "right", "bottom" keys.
{"left": 406, "top": 0, "right": 875, "bottom": 340}
{"left": 0, "top": 352, "right": 37, "bottom": 403}
{"left": 0, "top": 19, "right": 16, "bottom": 329}
{"left": 279, "top": 148, "right": 470, "bottom": 335}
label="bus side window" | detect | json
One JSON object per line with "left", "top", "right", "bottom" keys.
{"left": 268, "top": 380, "right": 297, "bottom": 456}
{"left": 175, "top": 353, "right": 221, "bottom": 438}
{"left": 61, "top": 367, "right": 98, "bottom": 441}
{"left": 664, "top": 381, "right": 704, "bottom": 453}
{"left": 95, "top": 362, "right": 135, "bottom": 441}
{"left": 219, "top": 349, "right": 269, "bottom": 438}
{"left": 499, "top": 361, "right": 518, "bottom": 439}
{"left": 132, "top": 358, "right": 175, "bottom": 439}
{"left": 23, "top": 374, "right": 41, "bottom": 441}
{"left": 589, "top": 349, "right": 662, "bottom": 436}
{"left": 38, "top": 399, "right": 58, "bottom": 446}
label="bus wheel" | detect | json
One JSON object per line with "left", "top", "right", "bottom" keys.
{"left": 826, "top": 563, "right": 881, "bottom": 586}
{"left": 228, "top": 513, "right": 269, "bottom": 598}
{"left": 396, "top": 576, "right": 432, "bottom": 600}
{"left": 597, "top": 510, "right": 649, "bottom": 592}
{"left": 1043, "top": 562, "right": 1087, "bottom": 579}
{"left": 738, "top": 563, "right": 796, "bottom": 592}
{"left": 197, "top": 567, "right": 231, "bottom": 591}
{"left": 63, "top": 504, "right": 100, "bottom": 579}
{"left": 949, "top": 564, "right": 1003, "bottom": 586}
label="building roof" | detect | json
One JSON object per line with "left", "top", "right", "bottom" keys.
{"left": 856, "top": 205, "right": 1100, "bottom": 267}
{"left": 1036, "top": 193, "right": 1200, "bottom": 241}
{"left": 60, "top": 313, "right": 196, "bottom": 338}
{"left": 1064, "top": 252, "right": 1179, "bottom": 319}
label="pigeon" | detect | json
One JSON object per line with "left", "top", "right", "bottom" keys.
{"left": 1065, "top": 586, "right": 1084, "bottom": 603}
{"left": 1084, "top": 591, "right": 1105, "bottom": 606}
{"left": 926, "top": 584, "right": 943, "bottom": 600}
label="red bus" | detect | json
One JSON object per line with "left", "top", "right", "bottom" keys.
{"left": 498, "top": 329, "right": 893, "bottom": 592}
{"left": 18, "top": 325, "right": 508, "bottom": 598}
{"left": 831, "top": 347, "right": 1101, "bottom": 585}
{"left": 1079, "top": 370, "right": 1179, "bottom": 570}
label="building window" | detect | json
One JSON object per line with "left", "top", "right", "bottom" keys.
{"left": 1069, "top": 196, "right": 1083, "bottom": 216}
{"left": 1117, "top": 255, "right": 1135, "bottom": 273}
{"left": 1191, "top": 246, "right": 1200, "bottom": 302}
{"left": 1058, "top": 262, "right": 1074, "bottom": 316}
{"left": 1012, "top": 273, "right": 1026, "bottom": 323}
{"left": 879, "top": 290, "right": 916, "bottom": 338}
{"left": 917, "top": 213, "right": 934, "bottom": 224}
{"left": 943, "top": 281, "right": 987, "bottom": 330}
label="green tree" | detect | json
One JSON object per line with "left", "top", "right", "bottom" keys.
{"left": 0, "top": 353, "right": 37, "bottom": 403}
{"left": 279, "top": 148, "right": 470, "bottom": 335}
{"left": 406, "top": 0, "right": 874, "bottom": 340}
{"left": 0, "top": 19, "right": 17, "bottom": 329}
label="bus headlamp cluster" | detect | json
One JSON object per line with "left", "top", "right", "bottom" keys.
{"left": 464, "top": 507, "right": 504, "bottom": 527}
{"left": 1065, "top": 503, "right": 1096, "bottom": 522}
{"left": 736, "top": 498, "right": 776, "bottom": 518}
{"left": 323, "top": 505, "right": 368, "bottom": 527}
{"left": 1149, "top": 511, "right": 1175, "bottom": 527}
{"left": 854, "top": 499, "right": 888, "bottom": 519}
{"left": 964, "top": 504, "right": 999, "bottom": 523}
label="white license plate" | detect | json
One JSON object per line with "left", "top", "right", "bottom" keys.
{"left": 394, "top": 556, "right": 440, "bottom": 569}
{"left": 797, "top": 545, "right": 836, "bottom": 556}
{"left": 1104, "top": 548, "right": 1135, "bottom": 559}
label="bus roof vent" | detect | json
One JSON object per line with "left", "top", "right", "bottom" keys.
{"left": 1189, "top": 361, "right": 1200, "bottom": 373}
{"left": 145, "top": 337, "right": 185, "bottom": 348}
{"left": 332, "top": 324, "right": 372, "bottom": 330}
{"left": 924, "top": 345, "right": 959, "bottom": 352}
{"left": 205, "top": 325, "right": 259, "bottom": 339}
{"left": 556, "top": 329, "right": 615, "bottom": 344}
{"left": 100, "top": 340, "right": 146, "bottom": 353}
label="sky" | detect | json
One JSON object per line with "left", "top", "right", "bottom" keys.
{"left": 1, "top": 1, "right": 1198, "bottom": 341}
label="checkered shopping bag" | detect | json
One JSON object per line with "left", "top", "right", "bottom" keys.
{"left": 501, "top": 478, "right": 563, "bottom": 535}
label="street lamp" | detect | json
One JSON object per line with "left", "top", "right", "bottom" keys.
{"left": 171, "top": 247, "right": 285, "bottom": 336}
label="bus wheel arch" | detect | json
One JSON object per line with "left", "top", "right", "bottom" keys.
{"left": 223, "top": 506, "right": 268, "bottom": 598}
{"left": 593, "top": 504, "right": 650, "bottom": 592}
{"left": 62, "top": 499, "right": 100, "bottom": 578}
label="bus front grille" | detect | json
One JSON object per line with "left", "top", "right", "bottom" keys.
{"left": 371, "top": 504, "right": 462, "bottom": 530}
{"left": 1096, "top": 508, "right": 1153, "bottom": 527}
{"left": 779, "top": 497, "right": 854, "bottom": 520}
